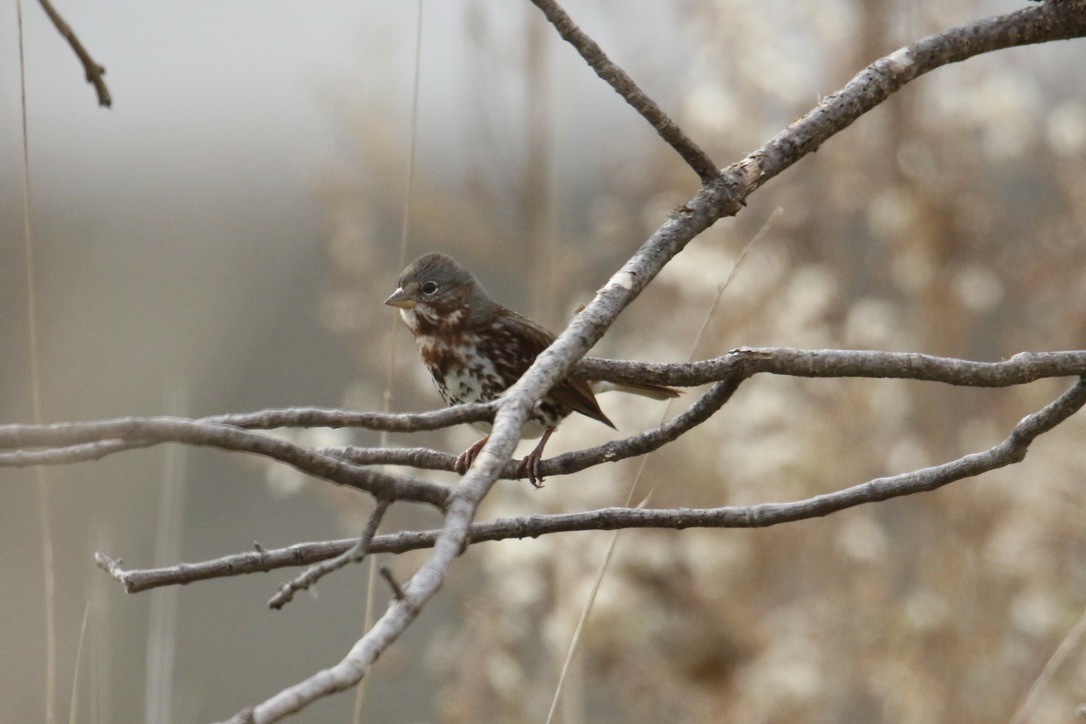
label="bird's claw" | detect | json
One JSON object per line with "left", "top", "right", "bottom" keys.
{"left": 515, "top": 427, "right": 554, "bottom": 489}
{"left": 516, "top": 452, "right": 545, "bottom": 489}
{"left": 454, "top": 436, "right": 489, "bottom": 476}
{"left": 456, "top": 429, "right": 552, "bottom": 488}
{"left": 453, "top": 451, "right": 473, "bottom": 475}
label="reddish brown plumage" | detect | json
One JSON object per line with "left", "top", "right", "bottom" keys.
{"left": 385, "top": 252, "right": 677, "bottom": 485}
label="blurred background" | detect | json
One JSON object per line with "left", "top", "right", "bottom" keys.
{"left": 2, "top": 0, "right": 1086, "bottom": 721}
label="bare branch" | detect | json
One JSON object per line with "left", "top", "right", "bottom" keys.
{"left": 5, "top": 348, "right": 1083, "bottom": 511}
{"left": 576, "top": 348, "right": 1086, "bottom": 389}
{"left": 327, "top": 373, "right": 739, "bottom": 475}
{"left": 208, "top": 404, "right": 494, "bottom": 432}
{"left": 518, "top": 3, "right": 1086, "bottom": 431}
{"left": 378, "top": 566, "right": 406, "bottom": 600}
{"left": 102, "top": 376, "right": 1086, "bottom": 593}
{"left": 0, "top": 404, "right": 494, "bottom": 470}
{"left": 233, "top": 8, "right": 1086, "bottom": 716}
{"left": 526, "top": 0, "right": 719, "bottom": 181}
{"left": 0, "top": 438, "right": 151, "bottom": 467}
{"left": 3, "top": 347, "right": 1084, "bottom": 464}
{"left": 267, "top": 498, "right": 391, "bottom": 610}
{"left": 0, "top": 418, "right": 449, "bottom": 509}
{"left": 0, "top": 404, "right": 495, "bottom": 477}
{"left": 234, "top": 412, "right": 515, "bottom": 722}
{"left": 36, "top": 0, "right": 111, "bottom": 107}
{"left": 739, "top": 1, "right": 1086, "bottom": 196}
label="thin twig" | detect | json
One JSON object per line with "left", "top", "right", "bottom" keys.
{"left": 527, "top": 0, "right": 719, "bottom": 182}
{"left": 268, "top": 499, "right": 391, "bottom": 610}
{"left": 36, "top": 0, "right": 112, "bottom": 107}
{"left": 378, "top": 566, "right": 406, "bottom": 600}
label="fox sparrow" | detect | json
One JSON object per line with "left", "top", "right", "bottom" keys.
{"left": 384, "top": 252, "right": 678, "bottom": 486}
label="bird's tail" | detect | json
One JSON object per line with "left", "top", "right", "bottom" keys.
{"left": 592, "top": 380, "right": 682, "bottom": 400}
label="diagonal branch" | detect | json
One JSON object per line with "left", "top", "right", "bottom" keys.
{"left": 103, "top": 377, "right": 1086, "bottom": 593}
{"left": 527, "top": 0, "right": 720, "bottom": 182}
{"left": 515, "top": 2, "right": 1086, "bottom": 438}
{"left": 36, "top": 0, "right": 111, "bottom": 107}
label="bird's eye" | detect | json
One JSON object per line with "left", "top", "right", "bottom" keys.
{"left": 421, "top": 281, "right": 438, "bottom": 295}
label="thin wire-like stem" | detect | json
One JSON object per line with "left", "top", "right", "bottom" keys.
{"left": 357, "top": 4, "right": 425, "bottom": 715}
{"left": 16, "top": 2, "right": 56, "bottom": 719}
{"left": 68, "top": 601, "right": 93, "bottom": 724}
{"left": 1009, "top": 601, "right": 1086, "bottom": 724}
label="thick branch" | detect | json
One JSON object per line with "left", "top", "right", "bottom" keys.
{"left": 739, "top": 1, "right": 1086, "bottom": 196}
{"left": 522, "top": 2, "right": 1086, "bottom": 427}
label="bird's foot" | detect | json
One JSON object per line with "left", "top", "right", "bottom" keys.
{"left": 515, "top": 427, "right": 555, "bottom": 489}
{"left": 516, "top": 453, "right": 544, "bottom": 489}
{"left": 454, "top": 435, "right": 489, "bottom": 475}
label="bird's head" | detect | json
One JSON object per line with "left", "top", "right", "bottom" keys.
{"left": 384, "top": 252, "right": 493, "bottom": 333}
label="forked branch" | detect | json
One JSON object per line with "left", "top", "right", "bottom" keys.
{"left": 231, "top": 3, "right": 1086, "bottom": 718}
{"left": 10, "top": 0, "right": 1084, "bottom": 720}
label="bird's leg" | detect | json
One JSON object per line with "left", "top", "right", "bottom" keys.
{"left": 517, "top": 427, "right": 555, "bottom": 489}
{"left": 454, "top": 435, "right": 489, "bottom": 475}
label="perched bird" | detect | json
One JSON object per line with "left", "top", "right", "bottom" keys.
{"left": 384, "top": 252, "right": 678, "bottom": 486}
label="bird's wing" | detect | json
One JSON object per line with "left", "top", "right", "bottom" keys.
{"left": 490, "top": 309, "right": 615, "bottom": 429}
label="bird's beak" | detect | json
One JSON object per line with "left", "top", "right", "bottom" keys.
{"left": 384, "top": 287, "right": 415, "bottom": 310}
